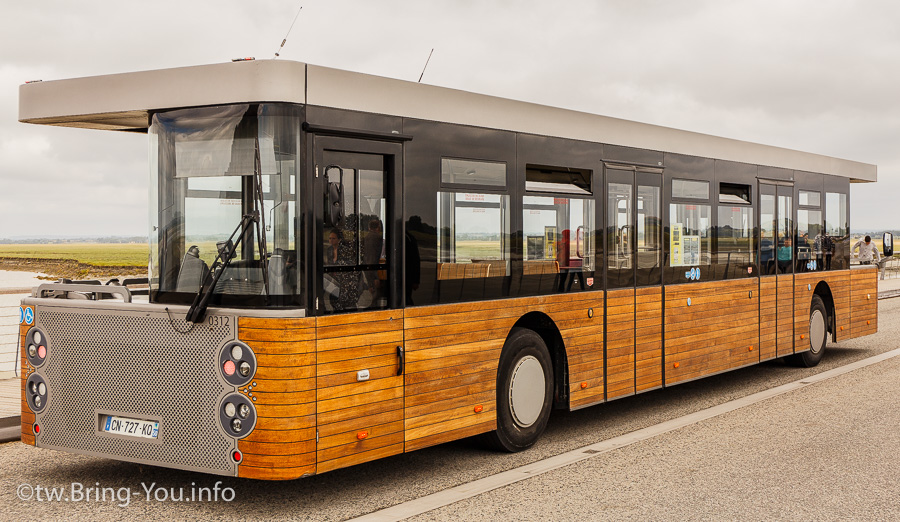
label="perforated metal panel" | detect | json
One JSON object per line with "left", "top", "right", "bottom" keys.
{"left": 31, "top": 304, "right": 237, "bottom": 476}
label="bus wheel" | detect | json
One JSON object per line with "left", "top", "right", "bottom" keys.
{"left": 483, "top": 327, "right": 553, "bottom": 452}
{"left": 788, "top": 294, "right": 828, "bottom": 368}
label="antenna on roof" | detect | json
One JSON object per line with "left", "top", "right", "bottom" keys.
{"left": 418, "top": 48, "right": 434, "bottom": 83}
{"left": 274, "top": 5, "right": 303, "bottom": 59}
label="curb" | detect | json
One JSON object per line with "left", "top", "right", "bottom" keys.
{"left": 0, "top": 415, "right": 21, "bottom": 443}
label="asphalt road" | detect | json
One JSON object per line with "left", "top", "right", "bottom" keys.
{"left": 3, "top": 298, "right": 899, "bottom": 521}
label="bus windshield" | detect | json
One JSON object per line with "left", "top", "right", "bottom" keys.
{"left": 149, "top": 103, "right": 302, "bottom": 308}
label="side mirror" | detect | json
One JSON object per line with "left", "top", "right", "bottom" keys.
{"left": 884, "top": 232, "right": 894, "bottom": 257}
{"left": 324, "top": 165, "right": 345, "bottom": 228}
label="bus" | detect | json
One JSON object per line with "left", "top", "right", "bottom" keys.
{"left": 17, "top": 60, "right": 878, "bottom": 480}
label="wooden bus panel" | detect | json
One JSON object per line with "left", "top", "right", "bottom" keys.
{"left": 236, "top": 316, "right": 317, "bottom": 480}
{"left": 758, "top": 277, "right": 777, "bottom": 361}
{"left": 315, "top": 310, "right": 404, "bottom": 474}
{"left": 828, "top": 270, "right": 851, "bottom": 341}
{"left": 776, "top": 274, "right": 794, "bottom": 357}
{"left": 20, "top": 323, "right": 35, "bottom": 446}
{"left": 605, "top": 288, "right": 635, "bottom": 400}
{"left": 794, "top": 270, "right": 851, "bottom": 350}
{"left": 635, "top": 286, "right": 663, "bottom": 392}
{"left": 850, "top": 267, "right": 878, "bottom": 338}
{"left": 664, "top": 279, "right": 759, "bottom": 385}
{"left": 404, "top": 291, "right": 605, "bottom": 449}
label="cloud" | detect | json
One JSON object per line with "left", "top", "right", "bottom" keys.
{"left": 1, "top": 0, "right": 898, "bottom": 237}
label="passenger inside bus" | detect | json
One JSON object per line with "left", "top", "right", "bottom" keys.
{"left": 777, "top": 237, "right": 793, "bottom": 273}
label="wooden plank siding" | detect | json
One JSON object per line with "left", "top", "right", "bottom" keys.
{"left": 605, "top": 288, "right": 635, "bottom": 400}
{"left": 849, "top": 267, "right": 878, "bottom": 339}
{"left": 794, "top": 270, "right": 850, "bottom": 352}
{"left": 635, "top": 286, "right": 663, "bottom": 392}
{"left": 776, "top": 274, "right": 794, "bottom": 357}
{"left": 664, "top": 279, "right": 759, "bottom": 385}
{"left": 237, "top": 316, "right": 317, "bottom": 480}
{"left": 315, "top": 310, "right": 405, "bottom": 474}
{"left": 759, "top": 277, "right": 778, "bottom": 362}
{"left": 403, "top": 291, "right": 604, "bottom": 450}
{"left": 20, "top": 322, "right": 34, "bottom": 446}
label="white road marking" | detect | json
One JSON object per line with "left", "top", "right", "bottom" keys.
{"left": 352, "top": 347, "right": 900, "bottom": 522}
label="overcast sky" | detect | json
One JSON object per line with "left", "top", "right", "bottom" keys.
{"left": 0, "top": 0, "right": 897, "bottom": 238}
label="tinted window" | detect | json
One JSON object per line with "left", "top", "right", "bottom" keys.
{"left": 441, "top": 158, "right": 507, "bottom": 187}
{"left": 670, "top": 203, "right": 712, "bottom": 268}
{"left": 525, "top": 164, "right": 591, "bottom": 195}
{"left": 719, "top": 182, "right": 751, "bottom": 205}
{"left": 799, "top": 190, "right": 821, "bottom": 207}
{"left": 672, "top": 179, "right": 710, "bottom": 200}
{"left": 716, "top": 206, "right": 754, "bottom": 277}
{"left": 436, "top": 192, "right": 510, "bottom": 277}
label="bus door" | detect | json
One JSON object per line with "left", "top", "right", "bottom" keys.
{"left": 312, "top": 136, "right": 406, "bottom": 472}
{"left": 604, "top": 165, "right": 663, "bottom": 399}
{"left": 759, "top": 180, "right": 794, "bottom": 358}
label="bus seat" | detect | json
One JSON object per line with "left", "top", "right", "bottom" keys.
{"left": 523, "top": 260, "right": 560, "bottom": 275}
{"left": 175, "top": 245, "right": 209, "bottom": 293}
{"left": 437, "top": 262, "right": 492, "bottom": 280}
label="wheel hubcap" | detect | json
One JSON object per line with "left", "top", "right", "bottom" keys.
{"left": 509, "top": 355, "right": 545, "bottom": 427}
{"left": 809, "top": 309, "right": 826, "bottom": 354}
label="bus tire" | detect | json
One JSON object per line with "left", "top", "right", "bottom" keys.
{"left": 788, "top": 294, "right": 828, "bottom": 368}
{"left": 483, "top": 327, "right": 553, "bottom": 452}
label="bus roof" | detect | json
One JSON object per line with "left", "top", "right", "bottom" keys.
{"left": 19, "top": 59, "right": 876, "bottom": 182}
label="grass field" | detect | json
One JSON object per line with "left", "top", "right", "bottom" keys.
{"left": 0, "top": 243, "right": 149, "bottom": 267}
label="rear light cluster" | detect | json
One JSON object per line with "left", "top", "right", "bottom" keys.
{"left": 26, "top": 375, "right": 48, "bottom": 412}
{"left": 220, "top": 342, "right": 256, "bottom": 386}
{"left": 24, "top": 328, "right": 50, "bottom": 414}
{"left": 219, "top": 393, "right": 256, "bottom": 438}
{"left": 218, "top": 341, "right": 258, "bottom": 440}
{"left": 25, "top": 328, "right": 48, "bottom": 367}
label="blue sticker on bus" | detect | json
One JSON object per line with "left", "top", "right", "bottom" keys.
{"left": 105, "top": 416, "right": 112, "bottom": 431}
{"left": 21, "top": 306, "right": 34, "bottom": 325}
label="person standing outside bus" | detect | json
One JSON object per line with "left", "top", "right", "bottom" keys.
{"left": 852, "top": 235, "right": 881, "bottom": 265}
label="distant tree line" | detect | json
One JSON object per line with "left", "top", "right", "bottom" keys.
{"left": 0, "top": 236, "right": 147, "bottom": 244}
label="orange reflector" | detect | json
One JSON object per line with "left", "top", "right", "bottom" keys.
{"left": 357, "top": 431, "right": 369, "bottom": 440}
{"left": 673, "top": 362, "right": 680, "bottom": 368}
{"left": 580, "top": 382, "right": 588, "bottom": 389}
{"left": 749, "top": 346, "right": 754, "bottom": 352}
{"left": 474, "top": 405, "right": 483, "bottom": 413}
{"left": 840, "top": 326, "right": 844, "bottom": 331}
{"left": 800, "top": 335, "right": 805, "bottom": 340}
{"left": 867, "top": 321, "right": 871, "bottom": 325}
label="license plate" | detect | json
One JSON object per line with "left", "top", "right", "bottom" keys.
{"left": 103, "top": 415, "right": 159, "bottom": 439}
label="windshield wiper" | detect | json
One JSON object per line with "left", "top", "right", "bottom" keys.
{"left": 185, "top": 211, "right": 258, "bottom": 324}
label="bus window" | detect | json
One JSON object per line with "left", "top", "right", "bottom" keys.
{"left": 825, "top": 192, "right": 849, "bottom": 270}
{"left": 436, "top": 192, "right": 510, "bottom": 278}
{"left": 669, "top": 203, "right": 711, "bottom": 269}
{"left": 321, "top": 154, "right": 389, "bottom": 312}
{"left": 716, "top": 206, "right": 753, "bottom": 277}
{"left": 637, "top": 185, "right": 661, "bottom": 274}
{"left": 608, "top": 183, "right": 633, "bottom": 271}
{"left": 776, "top": 194, "right": 793, "bottom": 274}
{"left": 150, "top": 104, "right": 300, "bottom": 306}
{"left": 760, "top": 194, "right": 776, "bottom": 274}
{"left": 797, "top": 209, "right": 822, "bottom": 272}
{"left": 523, "top": 196, "right": 595, "bottom": 291}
